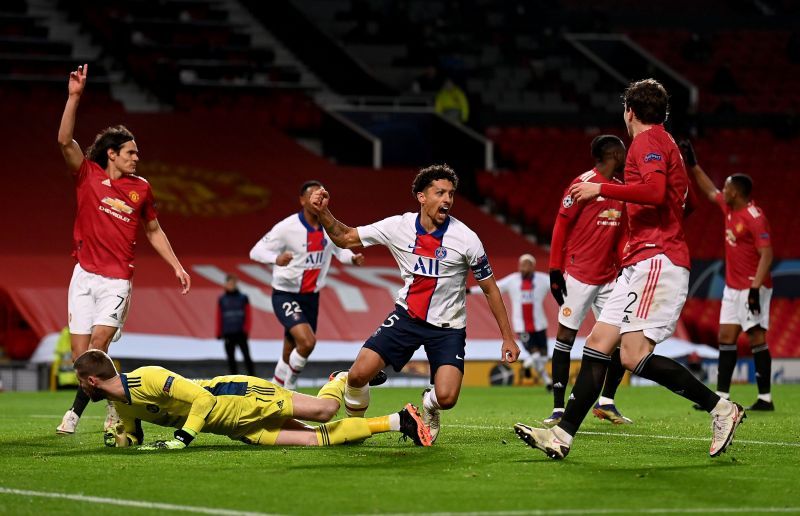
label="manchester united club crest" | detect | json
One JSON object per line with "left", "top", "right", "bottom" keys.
{"left": 129, "top": 191, "right": 140, "bottom": 203}
{"left": 562, "top": 307, "right": 573, "bottom": 317}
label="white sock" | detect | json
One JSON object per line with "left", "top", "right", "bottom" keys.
{"left": 598, "top": 396, "right": 615, "bottom": 406}
{"left": 272, "top": 359, "right": 291, "bottom": 387}
{"left": 388, "top": 413, "right": 400, "bottom": 431}
{"left": 553, "top": 407, "right": 565, "bottom": 413}
{"left": 715, "top": 391, "right": 730, "bottom": 400}
{"left": 758, "top": 393, "right": 772, "bottom": 403}
{"left": 710, "top": 397, "right": 733, "bottom": 416}
{"left": 551, "top": 425, "right": 573, "bottom": 446}
{"left": 423, "top": 389, "right": 441, "bottom": 412}
{"left": 344, "top": 382, "right": 370, "bottom": 417}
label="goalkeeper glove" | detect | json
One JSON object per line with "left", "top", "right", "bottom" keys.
{"left": 549, "top": 269, "right": 567, "bottom": 306}
{"left": 747, "top": 288, "right": 761, "bottom": 315}
{"left": 139, "top": 428, "right": 196, "bottom": 450}
{"left": 678, "top": 139, "right": 697, "bottom": 168}
{"left": 104, "top": 422, "right": 132, "bottom": 448}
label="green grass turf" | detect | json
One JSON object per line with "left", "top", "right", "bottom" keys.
{"left": 1, "top": 385, "right": 799, "bottom": 515}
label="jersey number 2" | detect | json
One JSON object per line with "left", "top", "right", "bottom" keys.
{"left": 623, "top": 292, "right": 638, "bottom": 314}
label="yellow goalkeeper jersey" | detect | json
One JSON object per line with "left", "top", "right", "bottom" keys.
{"left": 114, "top": 367, "right": 291, "bottom": 444}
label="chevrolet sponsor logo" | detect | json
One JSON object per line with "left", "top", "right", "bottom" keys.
{"left": 599, "top": 209, "right": 622, "bottom": 220}
{"left": 101, "top": 196, "right": 134, "bottom": 215}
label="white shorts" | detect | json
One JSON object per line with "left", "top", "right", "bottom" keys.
{"left": 719, "top": 285, "right": 771, "bottom": 332}
{"left": 557, "top": 274, "right": 615, "bottom": 330}
{"left": 68, "top": 264, "right": 132, "bottom": 335}
{"left": 598, "top": 254, "right": 689, "bottom": 345}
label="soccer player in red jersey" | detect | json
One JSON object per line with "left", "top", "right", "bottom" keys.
{"left": 56, "top": 64, "right": 191, "bottom": 435}
{"left": 545, "top": 135, "right": 631, "bottom": 427}
{"left": 515, "top": 79, "right": 745, "bottom": 459}
{"left": 679, "top": 140, "right": 775, "bottom": 411}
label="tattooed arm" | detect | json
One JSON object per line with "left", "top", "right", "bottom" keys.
{"left": 308, "top": 188, "right": 363, "bottom": 249}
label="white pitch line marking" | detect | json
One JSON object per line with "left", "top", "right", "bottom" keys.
{"left": 0, "top": 487, "right": 277, "bottom": 516}
{"left": 370, "top": 508, "right": 800, "bottom": 516}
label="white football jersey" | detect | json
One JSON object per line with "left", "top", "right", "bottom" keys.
{"left": 489, "top": 271, "right": 549, "bottom": 333}
{"left": 357, "top": 213, "right": 492, "bottom": 329}
{"left": 250, "top": 212, "right": 355, "bottom": 293}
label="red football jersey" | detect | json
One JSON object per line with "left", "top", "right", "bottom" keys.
{"left": 616, "top": 125, "right": 691, "bottom": 269}
{"left": 714, "top": 192, "right": 773, "bottom": 289}
{"left": 551, "top": 169, "right": 625, "bottom": 285}
{"left": 72, "top": 159, "right": 158, "bottom": 279}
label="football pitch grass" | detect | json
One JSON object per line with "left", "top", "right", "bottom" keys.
{"left": 1, "top": 385, "right": 799, "bottom": 515}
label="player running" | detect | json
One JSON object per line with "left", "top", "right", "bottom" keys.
{"left": 514, "top": 79, "right": 745, "bottom": 459}
{"left": 308, "top": 165, "right": 520, "bottom": 443}
{"left": 680, "top": 140, "right": 775, "bottom": 411}
{"left": 249, "top": 180, "right": 365, "bottom": 390}
{"left": 57, "top": 64, "right": 191, "bottom": 435}
{"left": 470, "top": 254, "right": 551, "bottom": 388}
{"left": 75, "top": 350, "right": 431, "bottom": 449}
{"left": 546, "top": 135, "right": 631, "bottom": 427}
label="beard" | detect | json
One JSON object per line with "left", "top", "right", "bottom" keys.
{"left": 85, "top": 386, "right": 106, "bottom": 402}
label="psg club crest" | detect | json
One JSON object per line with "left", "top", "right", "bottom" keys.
{"left": 435, "top": 246, "right": 447, "bottom": 259}
{"left": 321, "top": 238, "right": 328, "bottom": 247}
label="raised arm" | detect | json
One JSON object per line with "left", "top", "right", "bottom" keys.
{"left": 679, "top": 140, "right": 718, "bottom": 202}
{"left": 144, "top": 219, "right": 191, "bottom": 294}
{"left": 308, "top": 188, "right": 363, "bottom": 249}
{"left": 58, "top": 64, "right": 88, "bottom": 172}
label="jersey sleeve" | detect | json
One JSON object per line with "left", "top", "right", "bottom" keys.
{"left": 333, "top": 244, "right": 356, "bottom": 264}
{"left": 114, "top": 402, "right": 144, "bottom": 445}
{"left": 356, "top": 215, "right": 402, "bottom": 248}
{"left": 143, "top": 368, "right": 217, "bottom": 435}
{"left": 534, "top": 271, "right": 550, "bottom": 302}
{"left": 494, "top": 273, "right": 515, "bottom": 292}
{"left": 465, "top": 232, "right": 493, "bottom": 282}
{"left": 249, "top": 220, "right": 288, "bottom": 264}
{"left": 75, "top": 158, "right": 92, "bottom": 185}
{"left": 748, "top": 209, "right": 772, "bottom": 248}
{"left": 141, "top": 183, "right": 158, "bottom": 222}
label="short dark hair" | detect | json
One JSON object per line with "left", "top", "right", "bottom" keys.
{"left": 623, "top": 79, "right": 670, "bottom": 124}
{"left": 225, "top": 273, "right": 237, "bottom": 282}
{"left": 300, "top": 180, "right": 323, "bottom": 196}
{"left": 74, "top": 349, "right": 117, "bottom": 380}
{"left": 86, "top": 125, "right": 135, "bottom": 169}
{"left": 729, "top": 173, "right": 753, "bottom": 198}
{"left": 412, "top": 164, "right": 459, "bottom": 195}
{"left": 590, "top": 135, "right": 625, "bottom": 161}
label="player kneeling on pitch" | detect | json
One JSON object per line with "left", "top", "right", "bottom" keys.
{"left": 73, "top": 350, "right": 431, "bottom": 449}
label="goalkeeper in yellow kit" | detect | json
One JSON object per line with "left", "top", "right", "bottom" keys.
{"left": 73, "top": 350, "right": 431, "bottom": 449}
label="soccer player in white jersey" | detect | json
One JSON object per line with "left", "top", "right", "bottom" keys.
{"left": 250, "top": 181, "right": 365, "bottom": 390}
{"left": 470, "top": 254, "right": 551, "bottom": 387}
{"left": 308, "top": 165, "right": 520, "bottom": 443}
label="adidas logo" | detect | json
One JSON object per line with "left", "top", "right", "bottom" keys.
{"left": 109, "top": 313, "right": 119, "bottom": 320}
{"left": 102, "top": 179, "right": 111, "bottom": 187}
{"left": 553, "top": 382, "right": 564, "bottom": 388}
{"left": 568, "top": 394, "right": 575, "bottom": 401}
{"left": 622, "top": 315, "right": 630, "bottom": 323}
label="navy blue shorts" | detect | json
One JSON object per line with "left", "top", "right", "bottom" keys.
{"left": 364, "top": 305, "right": 466, "bottom": 382}
{"left": 520, "top": 330, "right": 547, "bottom": 355}
{"left": 271, "top": 290, "right": 319, "bottom": 336}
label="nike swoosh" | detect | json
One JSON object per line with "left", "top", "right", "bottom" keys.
{"left": 455, "top": 355, "right": 464, "bottom": 360}
{"left": 407, "top": 244, "right": 420, "bottom": 249}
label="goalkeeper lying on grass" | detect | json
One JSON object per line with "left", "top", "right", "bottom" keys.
{"left": 73, "top": 350, "right": 431, "bottom": 449}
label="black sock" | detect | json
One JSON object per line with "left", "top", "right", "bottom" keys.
{"left": 71, "top": 388, "right": 90, "bottom": 417}
{"left": 716, "top": 343, "right": 738, "bottom": 394}
{"left": 752, "top": 344, "right": 772, "bottom": 395}
{"left": 557, "top": 348, "right": 610, "bottom": 437}
{"left": 551, "top": 339, "right": 573, "bottom": 408}
{"left": 635, "top": 353, "right": 720, "bottom": 412}
{"left": 601, "top": 347, "right": 625, "bottom": 400}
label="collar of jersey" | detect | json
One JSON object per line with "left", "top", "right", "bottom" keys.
{"left": 415, "top": 213, "right": 450, "bottom": 238}
{"left": 297, "top": 211, "right": 322, "bottom": 232}
{"left": 120, "top": 373, "right": 132, "bottom": 404}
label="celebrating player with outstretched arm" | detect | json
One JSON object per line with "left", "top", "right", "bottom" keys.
{"left": 680, "top": 140, "right": 775, "bottom": 411}
{"left": 56, "top": 64, "right": 191, "bottom": 436}
{"left": 74, "top": 350, "right": 431, "bottom": 449}
{"left": 308, "top": 165, "right": 520, "bottom": 443}
{"left": 515, "top": 79, "right": 745, "bottom": 460}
